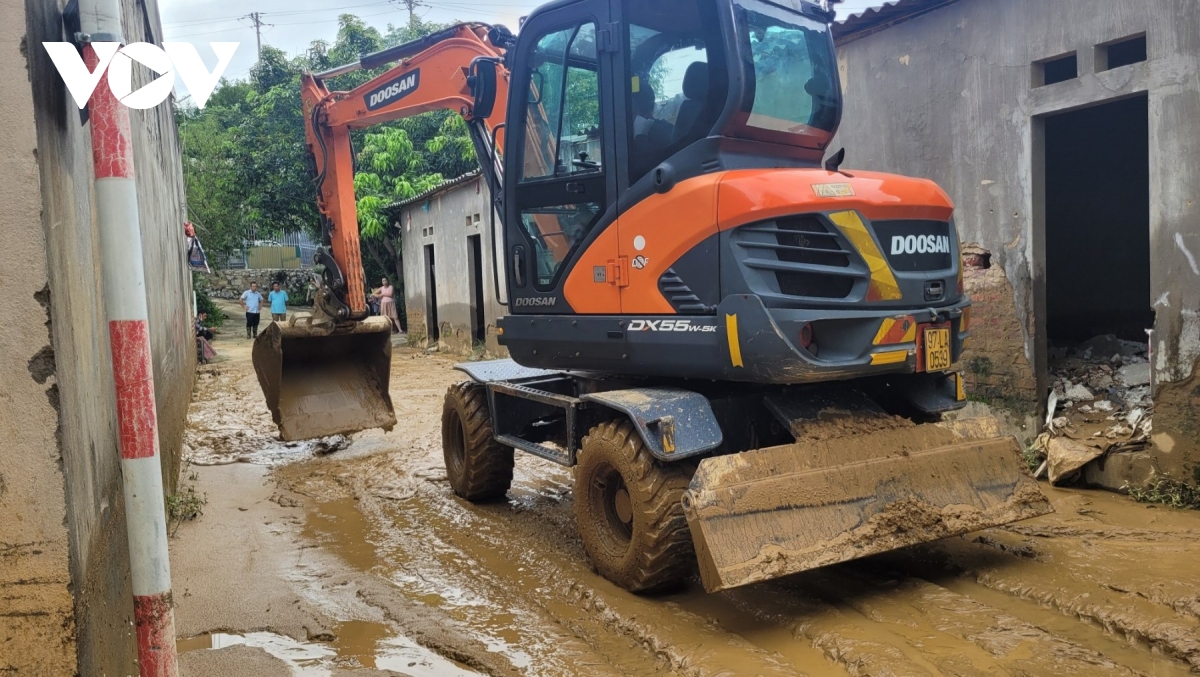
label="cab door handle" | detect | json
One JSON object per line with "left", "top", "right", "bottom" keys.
{"left": 565, "top": 182, "right": 586, "bottom": 195}
{"left": 512, "top": 246, "right": 526, "bottom": 288}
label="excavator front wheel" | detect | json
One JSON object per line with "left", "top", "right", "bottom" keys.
{"left": 442, "top": 383, "right": 514, "bottom": 502}
{"left": 574, "top": 420, "right": 695, "bottom": 593}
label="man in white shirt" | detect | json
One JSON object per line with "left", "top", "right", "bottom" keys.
{"left": 240, "top": 282, "right": 265, "bottom": 339}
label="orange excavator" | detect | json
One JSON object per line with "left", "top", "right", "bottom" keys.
{"left": 253, "top": 0, "right": 1052, "bottom": 594}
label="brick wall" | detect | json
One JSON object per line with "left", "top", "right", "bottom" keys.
{"left": 959, "top": 245, "right": 1038, "bottom": 411}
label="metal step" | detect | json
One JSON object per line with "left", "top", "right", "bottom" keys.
{"left": 495, "top": 434, "right": 571, "bottom": 466}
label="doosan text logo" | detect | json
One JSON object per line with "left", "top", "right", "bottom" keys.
{"left": 891, "top": 234, "right": 951, "bottom": 256}
{"left": 43, "top": 42, "right": 239, "bottom": 109}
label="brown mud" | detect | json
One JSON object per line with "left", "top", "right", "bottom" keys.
{"left": 179, "top": 336, "right": 1200, "bottom": 676}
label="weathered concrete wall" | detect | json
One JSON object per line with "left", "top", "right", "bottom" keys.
{"left": 1, "top": 0, "right": 197, "bottom": 673}
{"left": 398, "top": 176, "right": 508, "bottom": 356}
{"left": 0, "top": 0, "right": 75, "bottom": 671}
{"left": 197, "top": 269, "right": 316, "bottom": 304}
{"left": 835, "top": 0, "right": 1200, "bottom": 469}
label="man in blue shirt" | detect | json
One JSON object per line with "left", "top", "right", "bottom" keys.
{"left": 240, "top": 282, "right": 264, "bottom": 339}
{"left": 268, "top": 282, "right": 289, "bottom": 323}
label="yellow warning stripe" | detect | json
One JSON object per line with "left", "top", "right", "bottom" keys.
{"left": 726, "top": 314, "right": 744, "bottom": 368}
{"left": 872, "top": 318, "right": 895, "bottom": 345}
{"left": 829, "top": 210, "right": 902, "bottom": 301}
{"left": 870, "top": 349, "right": 909, "bottom": 366}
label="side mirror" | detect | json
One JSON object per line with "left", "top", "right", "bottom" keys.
{"left": 470, "top": 58, "right": 498, "bottom": 119}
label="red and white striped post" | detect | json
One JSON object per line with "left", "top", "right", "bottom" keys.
{"left": 82, "top": 6, "right": 179, "bottom": 673}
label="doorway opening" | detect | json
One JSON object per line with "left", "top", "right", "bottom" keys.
{"left": 1045, "top": 95, "right": 1152, "bottom": 346}
{"left": 467, "top": 235, "right": 486, "bottom": 343}
{"left": 1040, "top": 95, "right": 1153, "bottom": 425}
{"left": 424, "top": 244, "right": 440, "bottom": 341}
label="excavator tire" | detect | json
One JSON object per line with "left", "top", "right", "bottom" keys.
{"left": 442, "top": 382, "right": 514, "bottom": 502}
{"left": 574, "top": 420, "right": 695, "bottom": 593}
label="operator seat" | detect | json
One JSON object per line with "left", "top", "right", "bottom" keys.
{"left": 672, "top": 61, "right": 709, "bottom": 143}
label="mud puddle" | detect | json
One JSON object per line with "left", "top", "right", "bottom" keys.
{"left": 189, "top": 339, "right": 1200, "bottom": 677}
{"left": 177, "top": 622, "right": 481, "bottom": 676}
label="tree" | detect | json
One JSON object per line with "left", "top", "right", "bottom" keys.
{"left": 176, "top": 12, "right": 480, "bottom": 308}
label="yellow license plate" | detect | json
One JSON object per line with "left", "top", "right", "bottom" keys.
{"left": 924, "top": 327, "right": 952, "bottom": 371}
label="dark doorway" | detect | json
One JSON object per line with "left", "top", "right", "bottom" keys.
{"left": 424, "top": 244, "right": 440, "bottom": 341}
{"left": 467, "top": 235, "right": 486, "bottom": 342}
{"left": 1044, "top": 95, "right": 1151, "bottom": 343}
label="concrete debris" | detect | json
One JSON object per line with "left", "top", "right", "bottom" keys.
{"left": 1042, "top": 334, "right": 1155, "bottom": 486}
{"left": 1064, "top": 383, "right": 1095, "bottom": 401}
{"left": 1118, "top": 362, "right": 1152, "bottom": 387}
{"left": 1046, "top": 436, "right": 1106, "bottom": 485}
{"left": 1086, "top": 372, "right": 1114, "bottom": 390}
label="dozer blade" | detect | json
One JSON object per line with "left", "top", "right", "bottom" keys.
{"left": 682, "top": 425, "right": 1052, "bottom": 592}
{"left": 252, "top": 316, "right": 397, "bottom": 441}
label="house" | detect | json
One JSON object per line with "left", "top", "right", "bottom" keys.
{"left": 834, "top": 0, "right": 1200, "bottom": 485}
{"left": 388, "top": 172, "right": 508, "bottom": 356}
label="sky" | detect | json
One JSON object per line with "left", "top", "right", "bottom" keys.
{"left": 160, "top": 0, "right": 887, "bottom": 92}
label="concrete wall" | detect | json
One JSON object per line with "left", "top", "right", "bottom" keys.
{"left": 0, "top": 1, "right": 76, "bottom": 671}
{"left": 834, "top": 0, "right": 1200, "bottom": 461}
{"left": 0, "top": 0, "right": 196, "bottom": 673}
{"left": 397, "top": 176, "right": 508, "bottom": 356}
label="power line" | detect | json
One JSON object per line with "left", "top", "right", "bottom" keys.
{"left": 391, "top": 0, "right": 425, "bottom": 23}
{"left": 162, "top": 0, "right": 400, "bottom": 28}
{"left": 242, "top": 12, "right": 272, "bottom": 60}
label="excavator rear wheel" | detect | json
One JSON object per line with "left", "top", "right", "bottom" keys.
{"left": 442, "top": 382, "right": 514, "bottom": 502}
{"left": 574, "top": 420, "right": 695, "bottom": 593}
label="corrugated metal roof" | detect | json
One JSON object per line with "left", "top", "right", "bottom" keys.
{"left": 833, "top": 0, "right": 963, "bottom": 43}
{"left": 383, "top": 170, "right": 483, "bottom": 212}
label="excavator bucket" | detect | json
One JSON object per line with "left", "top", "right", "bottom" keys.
{"left": 252, "top": 316, "right": 397, "bottom": 441}
{"left": 682, "top": 419, "right": 1052, "bottom": 592}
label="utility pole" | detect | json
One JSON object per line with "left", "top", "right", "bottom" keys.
{"left": 393, "top": 0, "right": 424, "bottom": 24}
{"left": 244, "top": 11, "right": 267, "bottom": 60}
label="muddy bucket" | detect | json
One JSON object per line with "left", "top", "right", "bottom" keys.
{"left": 682, "top": 426, "right": 1052, "bottom": 592}
{"left": 252, "top": 316, "right": 397, "bottom": 441}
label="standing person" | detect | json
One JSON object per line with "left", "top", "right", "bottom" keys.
{"left": 268, "top": 281, "right": 289, "bottom": 322}
{"left": 240, "top": 282, "right": 264, "bottom": 339}
{"left": 372, "top": 277, "right": 403, "bottom": 333}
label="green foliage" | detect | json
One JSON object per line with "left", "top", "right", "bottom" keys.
{"left": 193, "top": 281, "right": 226, "bottom": 327}
{"left": 1127, "top": 478, "right": 1200, "bottom": 510}
{"left": 1021, "top": 443, "right": 1045, "bottom": 474}
{"left": 176, "top": 14, "right": 478, "bottom": 285}
{"left": 167, "top": 485, "right": 207, "bottom": 525}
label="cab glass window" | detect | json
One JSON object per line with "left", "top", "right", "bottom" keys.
{"left": 520, "top": 203, "right": 604, "bottom": 288}
{"left": 737, "top": 1, "right": 838, "bottom": 145}
{"left": 521, "top": 23, "right": 603, "bottom": 182}
{"left": 624, "top": 0, "right": 726, "bottom": 182}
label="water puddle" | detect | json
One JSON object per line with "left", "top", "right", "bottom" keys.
{"left": 188, "top": 435, "right": 352, "bottom": 467}
{"left": 177, "top": 622, "right": 481, "bottom": 676}
{"left": 304, "top": 496, "right": 539, "bottom": 671}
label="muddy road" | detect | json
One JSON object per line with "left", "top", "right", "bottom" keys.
{"left": 179, "top": 338, "right": 1200, "bottom": 676}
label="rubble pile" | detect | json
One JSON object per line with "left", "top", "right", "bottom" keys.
{"left": 1035, "top": 334, "right": 1154, "bottom": 485}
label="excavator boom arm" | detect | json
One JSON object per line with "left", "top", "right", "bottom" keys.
{"left": 302, "top": 23, "right": 511, "bottom": 317}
